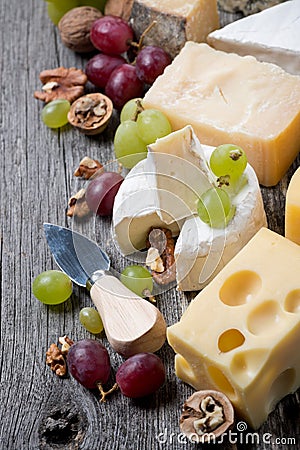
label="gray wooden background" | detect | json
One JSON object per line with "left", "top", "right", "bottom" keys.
{"left": 0, "top": 1, "right": 299, "bottom": 449}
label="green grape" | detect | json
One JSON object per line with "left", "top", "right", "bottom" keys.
{"left": 197, "top": 187, "right": 235, "bottom": 228}
{"left": 41, "top": 99, "right": 70, "bottom": 129}
{"left": 79, "top": 307, "right": 104, "bottom": 334}
{"left": 120, "top": 265, "right": 153, "bottom": 298}
{"left": 210, "top": 144, "right": 247, "bottom": 186}
{"left": 120, "top": 98, "right": 143, "bottom": 123}
{"left": 136, "top": 109, "right": 172, "bottom": 145}
{"left": 32, "top": 270, "right": 73, "bottom": 305}
{"left": 79, "top": 0, "right": 107, "bottom": 12}
{"left": 47, "top": 0, "right": 79, "bottom": 25}
{"left": 114, "top": 120, "right": 148, "bottom": 169}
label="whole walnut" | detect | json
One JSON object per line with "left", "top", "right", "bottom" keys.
{"left": 58, "top": 6, "right": 103, "bottom": 53}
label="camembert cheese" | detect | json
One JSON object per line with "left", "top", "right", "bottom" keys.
{"left": 112, "top": 126, "right": 267, "bottom": 291}
{"left": 285, "top": 167, "right": 300, "bottom": 245}
{"left": 208, "top": 0, "right": 300, "bottom": 75}
{"left": 167, "top": 228, "right": 300, "bottom": 429}
{"left": 143, "top": 42, "right": 300, "bottom": 186}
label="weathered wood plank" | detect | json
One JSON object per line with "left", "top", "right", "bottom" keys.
{"left": 0, "top": 0, "right": 299, "bottom": 449}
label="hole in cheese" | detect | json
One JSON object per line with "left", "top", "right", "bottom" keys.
{"left": 266, "top": 368, "right": 296, "bottom": 414}
{"left": 284, "top": 289, "right": 300, "bottom": 314}
{"left": 219, "top": 270, "right": 262, "bottom": 306}
{"left": 207, "top": 366, "right": 235, "bottom": 398}
{"left": 218, "top": 329, "right": 245, "bottom": 353}
{"left": 230, "top": 349, "right": 269, "bottom": 384}
{"left": 247, "top": 300, "right": 283, "bottom": 336}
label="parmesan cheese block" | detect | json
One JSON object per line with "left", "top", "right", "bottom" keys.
{"left": 167, "top": 227, "right": 300, "bottom": 429}
{"left": 285, "top": 167, "right": 300, "bottom": 245}
{"left": 113, "top": 126, "right": 267, "bottom": 291}
{"left": 143, "top": 42, "right": 300, "bottom": 186}
{"left": 129, "top": 0, "right": 219, "bottom": 59}
{"left": 208, "top": 0, "right": 300, "bottom": 75}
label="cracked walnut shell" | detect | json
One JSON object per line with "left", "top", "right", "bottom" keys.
{"left": 180, "top": 390, "right": 234, "bottom": 443}
{"left": 58, "top": 6, "right": 103, "bottom": 53}
{"left": 34, "top": 67, "right": 87, "bottom": 104}
{"left": 68, "top": 93, "right": 113, "bottom": 135}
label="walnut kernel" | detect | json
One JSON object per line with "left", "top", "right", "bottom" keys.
{"left": 34, "top": 67, "right": 87, "bottom": 103}
{"left": 74, "top": 156, "right": 103, "bottom": 180}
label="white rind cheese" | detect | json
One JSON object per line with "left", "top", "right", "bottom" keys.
{"left": 112, "top": 126, "right": 267, "bottom": 290}
{"left": 175, "top": 154, "right": 267, "bottom": 290}
{"left": 208, "top": 0, "right": 300, "bottom": 75}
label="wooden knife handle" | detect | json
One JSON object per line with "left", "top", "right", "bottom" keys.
{"left": 90, "top": 272, "right": 166, "bottom": 357}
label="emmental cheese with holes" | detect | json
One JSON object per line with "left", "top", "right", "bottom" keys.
{"left": 285, "top": 167, "right": 300, "bottom": 245}
{"left": 167, "top": 228, "right": 300, "bottom": 429}
{"left": 143, "top": 42, "right": 300, "bottom": 186}
{"left": 129, "top": 0, "right": 219, "bottom": 59}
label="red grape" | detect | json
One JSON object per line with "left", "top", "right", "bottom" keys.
{"left": 67, "top": 339, "right": 111, "bottom": 389}
{"left": 86, "top": 172, "right": 124, "bottom": 216}
{"left": 85, "top": 53, "right": 126, "bottom": 88}
{"left": 116, "top": 353, "right": 165, "bottom": 398}
{"left": 135, "top": 46, "right": 171, "bottom": 85}
{"left": 105, "top": 64, "right": 144, "bottom": 110}
{"left": 90, "top": 15, "right": 134, "bottom": 55}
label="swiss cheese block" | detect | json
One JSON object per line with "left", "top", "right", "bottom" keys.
{"left": 285, "top": 167, "right": 300, "bottom": 245}
{"left": 208, "top": 0, "right": 300, "bottom": 75}
{"left": 129, "top": 0, "right": 219, "bottom": 59}
{"left": 167, "top": 228, "right": 300, "bottom": 429}
{"left": 143, "top": 42, "right": 300, "bottom": 186}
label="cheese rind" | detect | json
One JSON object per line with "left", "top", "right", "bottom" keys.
{"left": 176, "top": 161, "right": 267, "bottom": 290}
{"left": 143, "top": 42, "right": 300, "bottom": 186}
{"left": 167, "top": 228, "right": 300, "bottom": 429}
{"left": 285, "top": 167, "right": 300, "bottom": 245}
{"left": 208, "top": 0, "right": 300, "bottom": 75}
{"left": 129, "top": 0, "right": 219, "bottom": 59}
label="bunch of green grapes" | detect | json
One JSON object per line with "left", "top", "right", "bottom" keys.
{"left": 114, "top": 98, "right": 172, "bottom": 169}
{"left": 197, "top": 144, "right": 248, "bottom": 228}
{"left": 44, "top": 0, "right": 107, "bottom": 25}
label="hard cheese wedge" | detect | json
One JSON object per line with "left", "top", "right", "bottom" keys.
{"left": 129, "top": 0, "right": 219, "bottom": 58}
{"left": 208, "top": 0, "right": 300, "bottom": 75}
{"left": 167, "top": 228, "right": 300, "bottom": 429}
{"left": 285, "top": 167, "right": 300, "bottom": 245}
{"left": 143, "top": 42, "right": 300, "bottom": 186}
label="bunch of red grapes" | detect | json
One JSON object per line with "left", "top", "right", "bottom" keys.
{"left": 86, "top": 15, "right": 171, "bottom": 109}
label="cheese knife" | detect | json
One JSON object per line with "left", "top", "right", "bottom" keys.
{"left": 43, "top": 223, "right": 166, "bottom": 357}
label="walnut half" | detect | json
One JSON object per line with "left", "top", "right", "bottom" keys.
{"left": 68, "top": 93, "right": 113, "bottom": 135}
{"left": 180, "top": 390, "right": 234, "bottom": 443}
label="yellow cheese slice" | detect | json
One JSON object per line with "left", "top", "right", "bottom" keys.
{"left": 129, "top": 0, "right": 219, "bottom": 58}
{"left": 143, "top": 42, "right": 300, "bottom": 186}
{"left": 285, "top": 167, "right": 300, "bottom": 245}
{"left": 167, "top": 227, "right": 300, "bottom": 429}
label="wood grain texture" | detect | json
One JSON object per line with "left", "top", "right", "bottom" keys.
{"left": 0, "top": 1, "right": 299, "bottom": 449}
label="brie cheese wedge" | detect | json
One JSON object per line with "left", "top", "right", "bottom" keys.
{"left": 112, "top": 126, "right": 267, "bottom": 290}
{"left": 208, "top": 0, "right": 300, "bottom": 75}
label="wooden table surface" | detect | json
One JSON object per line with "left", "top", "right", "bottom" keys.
{"left": 1, "top": 1, "right": 299, "bottom": 449}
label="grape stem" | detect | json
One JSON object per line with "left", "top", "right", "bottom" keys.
{"left": 97, "top": 382, "right": 119, "bottom": 402}
{"left": 130, "top": 20, "right": 158, "bottom": 53}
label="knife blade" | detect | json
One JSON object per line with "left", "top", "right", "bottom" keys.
{"left": 43, "top": 223, "right": 166, "bottom": 357}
